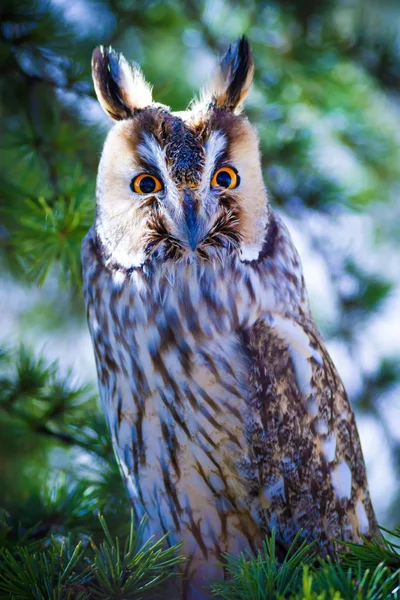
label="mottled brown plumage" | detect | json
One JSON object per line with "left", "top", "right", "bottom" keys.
{"left": 83, "top": 38, "right": 377, "bottom": 599}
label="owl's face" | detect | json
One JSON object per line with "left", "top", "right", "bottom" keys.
{"left": 92, "top": 38, "right": 269, "bottom": 269}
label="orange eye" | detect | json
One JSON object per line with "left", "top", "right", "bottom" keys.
{"left": 211, "top": 167, "right": 239, "bottom": 190}
{"left": 131, "top": 173, "right": 163, "bottom": 194}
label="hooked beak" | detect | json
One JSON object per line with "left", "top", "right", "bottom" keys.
{"left": 183, "top": 189, "right": 200, "bottom": 251}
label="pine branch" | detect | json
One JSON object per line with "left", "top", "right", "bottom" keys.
{"left": 0, "top": 344, "right": 112, "bottom": 461}
{"left": 0, "top": 513, "right": 184, "bottom": 600}
{"left": 211, "top": 528, "right": 400, "bottom": 599}
{"left": 11, "top": 194, "right": 94, "bottom": 287}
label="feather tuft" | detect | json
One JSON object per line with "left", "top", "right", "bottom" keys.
{"left": 198, "top": 36, "right": 254, "bottom": 113}
{"left": 92, "top": 46, "right": 153, "bottom": 121}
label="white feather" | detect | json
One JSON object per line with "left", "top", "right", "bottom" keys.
{"left": 357, "top": 499, "right": 369, "bottom": 534}
{"left": 270, "top": 315, "right": 316, "bottom": 397}
{"left": 118, "top": 54, "right": 153, "bottom": 109}
{"left": 322, "top": 435, "right": 336, "bottom": 462}
{"left": 332, "top": 461, "right": 352, "bottom": 499}
{"left": 240, "top": 243, "right": 262, "bottom": 261}
{"left": 203, "top": 131, "right": 227, "bottom": 186}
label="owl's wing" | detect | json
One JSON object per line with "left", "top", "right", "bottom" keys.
{"left": 241, "top": 213, "right": 377, "bottom": 554}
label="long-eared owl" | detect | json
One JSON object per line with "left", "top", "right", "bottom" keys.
{"left": 82, "top": 37, "right": 377, "bottom": 600}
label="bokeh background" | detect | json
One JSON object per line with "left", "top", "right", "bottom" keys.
{"left": 0, "top": 0, "right": 399, "bottom": 540}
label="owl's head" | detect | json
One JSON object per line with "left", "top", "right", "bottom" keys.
{"left": 92, "top": 37, "right": 269, "bottom": 269}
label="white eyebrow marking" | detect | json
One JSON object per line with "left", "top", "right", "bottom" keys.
{"left": 136, "top": 134, "right": 183, "bottom": 211}
{"left": 137, "top": 134, "right": 169, "bottom": 182}
{"left": 202, "top": 130, "right": 227, "bottom": 187}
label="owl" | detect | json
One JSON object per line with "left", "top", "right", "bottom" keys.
{"left": 82, "top": 37, "right": 377, "bottom": 599}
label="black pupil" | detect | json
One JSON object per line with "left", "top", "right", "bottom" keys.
{"left": 216, "top": 170, "right": 232, "bottom": 188}
{"left": 139, "top": 176, "right": 156, "bottom": 193}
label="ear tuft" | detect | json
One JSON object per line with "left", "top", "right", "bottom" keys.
{"left": 210, "top": 36, "right": 254, "bottom": 112}
{"left": 92, "top": 46, "right": 153, "bottom": 121}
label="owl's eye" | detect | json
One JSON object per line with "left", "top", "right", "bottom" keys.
{"left": 131, "top": 174, "right": 163, "bottom": 194}
{"left": 211, "top": 167, "right": 239, "bottom": 190}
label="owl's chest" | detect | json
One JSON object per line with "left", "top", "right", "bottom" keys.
{"left": 102, "top": 299, "right": 250, "bottom": 469}
{"left": 90, "top": 265, "right": 252, "bottom": 418}
{"left": 88, "top": 272, "right": 257, "bottom": 526}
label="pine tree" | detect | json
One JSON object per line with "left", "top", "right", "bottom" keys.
{"left": 1, "top": 0, "right": 399, "bottom": 596}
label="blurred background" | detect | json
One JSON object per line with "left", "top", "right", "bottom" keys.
{"left": 0, "top": 0, "right": 399, "bottom": 542}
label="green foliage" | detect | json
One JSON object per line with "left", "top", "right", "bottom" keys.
{"left": 341, "top": 526, "right": 400, "bottom": 572}
{"left": 211, "top": 528, "right": 400, "bottom": 600}
{"left": 0, "top": 538, "right": 86, "bottom": 600}
{"left": 0, "top": 513, "right": 184, "bottom": 600}
{"left": 0, "top": 344, "right": 98, "bottom": 455}
{"left": 211, "top": 530, "right": 316, "bottom": 599}
{"left": 0, "top": 345, "right": 128, "bottom": 545}
{"left": 1, "top": 509, "right": 399, "bottom": 599}
{"left": 90, "top": 514, "right": 184, "bottom": 598}
{"left": 14, "top": 194, "right": 94, "bottom": 287}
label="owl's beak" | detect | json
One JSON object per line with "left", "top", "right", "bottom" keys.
{"left": 183, "top": 189, "right": 200, "bottom": 251}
